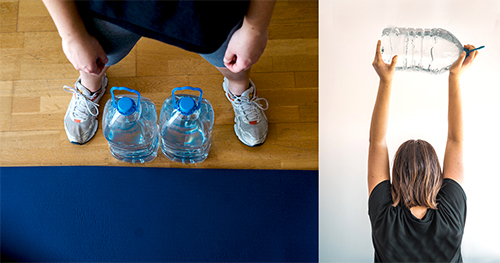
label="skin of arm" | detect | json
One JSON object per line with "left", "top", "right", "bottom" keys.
{"left": 443, "top": 45, "right": 478, "bottom": 185}
{"left": 42, "top": 0, "right": 108, "bottom": 75}
{"left": 368, "top": 40, "right": 398, "bottom": 195}
{"left": 223, "top": 0, "right": 276, "bottom": 73}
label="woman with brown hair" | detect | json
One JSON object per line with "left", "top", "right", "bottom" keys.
{"left": 368, "top": 40, "right": 479, "bottom": 262}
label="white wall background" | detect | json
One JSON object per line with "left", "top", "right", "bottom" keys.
{"left": 320, "top": 0, "right": 500, "bottom": 261}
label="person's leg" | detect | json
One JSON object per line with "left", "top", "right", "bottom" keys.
{"left": 64, "top": 17, "right": 140, "bottom": 144}
{"left": 199, "top": 21, "right": 268, "bottom": 147}
{"left": 199, "top": 20, "right": 250, "bottom": 95}
{"left": 218, "top": 67, "right": 268, "bottom": 147}
{"left": 80, "top": 67, "right": 109, "bottom": 93}
{"left": 199, "top": 20, "right": 269, "bottom": 146}
{"left": 79, "top": 17, "right": 141, "bottom": 92}
{"left": 216, "top": 67, "right": 249, "bottom": 96}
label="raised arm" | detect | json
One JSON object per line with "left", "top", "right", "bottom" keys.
{"left": 42, "top": 0, "right": 108, "bottom": 75}
{"left": 443, "top": 45, "right": 478, "bottom": 185}
{"left": 223, "top": 0, "right": 276, "bottom": 73}
{"left": 368, "top": 40, "right": 398, "bottom": 195}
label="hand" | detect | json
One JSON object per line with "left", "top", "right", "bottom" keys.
{"left": 449, "top": 44, "right": 478, "bottom": 79}
{"left": 223, "top": 23, "right": 268, "bottom": 73}
{"left": 62, "top": 33, "right": 108, "bottom": 75}
{"left": 372, "top": 40, "right": 397, "bottom": 82}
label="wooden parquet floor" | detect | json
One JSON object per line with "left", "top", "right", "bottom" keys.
{"left": 0, "top": 0, "right": 318, "bottom": 169}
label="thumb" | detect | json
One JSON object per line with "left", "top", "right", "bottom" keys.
{"left": 95, "top": 57, "right": 107, "bottom": 75}
{"left": 86, "top": 59, "right": 100, "bottom": 75}
{"left": 457, "top": 50, "right": 467, "bottom": 63}
{"left": 389, "top": 55, "right": 398, "bottom": 70}
{"left": 225, "top": 62, "right": 244, "bottom": 73}
{"left": 223, "top": 49, "right": 236, "bottom": 65}
{"left": 99, "top": 53, "right": 109, "bottom": 65}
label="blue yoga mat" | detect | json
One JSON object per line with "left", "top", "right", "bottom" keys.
{"left": 1, "top": 166, "right": 318, "bottom": 262}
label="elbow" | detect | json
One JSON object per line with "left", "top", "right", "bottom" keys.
{"left": 447, "top": 137, "right": 464, "bottom": 146}
{"left": 447, "top": 135, "right": 464, "bottom": 144}
{"left": 369, "top": 136, "right": 386, "bottom": 146}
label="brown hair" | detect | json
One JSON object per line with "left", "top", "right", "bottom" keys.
{"left": 391, "top": 139, "right": 443, "bottom": 209}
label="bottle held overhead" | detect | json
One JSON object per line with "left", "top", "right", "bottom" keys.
{"left": 159, "top": 86, "right": 214, "bottom": 164}
{"left": 102, "top": 87, "right": 159, "bottom": 163}
{"left": 381, "top": 27, "right": 464, "bottom": 74}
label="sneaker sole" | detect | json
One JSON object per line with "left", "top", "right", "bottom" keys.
{"left": 234, "top": 124, "right": 267, "bottom": 147}
{"left": 65, "top": 119, "right": 99, "bottom": 145}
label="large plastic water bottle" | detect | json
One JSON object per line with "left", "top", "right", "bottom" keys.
{"left": 159, "top": 87, "right": 214, "bottom": 163}
{"left": 380, "top": 27, "right": 463, "bottom": 74}
{"left": 102, "top": 87, "right": 159, "bottom": 163}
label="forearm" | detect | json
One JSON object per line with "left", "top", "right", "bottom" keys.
{"left": 369, "top": 79, "right": 392, "bottom": 144}
{"left": 243, "top": 0, "right": 276, "bottom": 33}
{"left": 448, "top": 75, "right": 463, "bottom": 142}
{"left": 42, "top": 0, "right": 88, "bottom": 41}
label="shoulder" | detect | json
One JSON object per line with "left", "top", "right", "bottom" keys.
{"left": 437, "top": 179, "right": 467, "bottom": 225}
{"left": 369, "top": 180, "right": 391, "bottom": 200}
{"left": 368, "top": 180, "right": 392, "bottom": 220}
{"left": 439, "top": 178, "right": 466, "bottom": 201}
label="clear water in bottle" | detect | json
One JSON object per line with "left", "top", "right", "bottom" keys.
{"left": 159, "top": 87, "right": 214, "bottom": 164}
{"left": 103, "top": 87, "right": 159, "bottom": 163}
{"left": 381, "top": 27, "right": 463, "bottom": 74}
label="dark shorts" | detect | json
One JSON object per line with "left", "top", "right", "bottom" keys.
{"left": 84, "top": 17, "right": 242, "bottom": 68}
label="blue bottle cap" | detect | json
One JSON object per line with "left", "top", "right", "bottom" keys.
{"left": 178, "top": 97, "right": 196, "bottom": 115}
{"left": 117, "top": 97, "right": 136, "bottom": 116}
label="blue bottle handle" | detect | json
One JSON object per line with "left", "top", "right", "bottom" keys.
{"left": 464, "top": 45, "right": 484, "bottom": 58}
{"left": 172, "top": 86, "right": 203, "bottom": 110}
{"left": 110, "top": 87, "right": 141, "bottom": 113}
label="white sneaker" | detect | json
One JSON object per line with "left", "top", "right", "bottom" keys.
{"left": 223, "top": 78, "right": 268, "bottom": 147}
{"left": 63, "top": 75, "right": 108, "bottom": 144}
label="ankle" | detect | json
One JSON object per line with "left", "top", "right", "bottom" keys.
{"left": 80, "top": 79, "right": 102, "bottom": 93}
{"left": 80, "top": 70, "right": 107, "bottom": 93}
{"left": 228, "top": 80, "right": 251, "bottom": 96}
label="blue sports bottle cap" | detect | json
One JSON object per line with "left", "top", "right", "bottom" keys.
{"left": 179, "top": 97, "right": 196, "bottom": 114}
{"left": 117, "top": 97, "right": 136, "bottom": 116}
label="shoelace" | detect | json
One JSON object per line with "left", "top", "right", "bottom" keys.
{"left": 63, "top": 85, "right": 100, "bottom": 121}
{"left": 233, "top": 96, "right": 269, "bottom": 123}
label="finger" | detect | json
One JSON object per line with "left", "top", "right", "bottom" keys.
{"left": 96, "top": 58, "right": 106, "bottom": 74}
{"left": 76, "top": 63, "right": 91, "bottom": 74}
{"left": 464, "top": 44, "right": 476, "bottom": 52}
{"left": 459, "top": 50, "right": 467, "bottom": 60}
{"left": 99, "top": 54, "right": 109, "bottom": 65}
{"left": 375, "top": 40, "right": 381, "bottom": 59}
{"left": 223, "top": 56, "right": 237, "bottom": 69}
{"left": 225, "top": 63, "right": 243, "bottom": 74}
{"left": 222, "top": 57, "right": 235, "bottom": 64}
{"left": 88, "top": 64, "right": 101, "bottom": 75}
{"left": 389, "top": 55, "right": 398, "bottom": 70}
{"left": 85, "top": 59, "right": 100, "bottom": 75}
{"left": 224, "top": 63, "right": 234, "bottom": 72}
{"left": 465, "top": 49, "right": 479, "bottom": 65}
{"left": 223, "top": 50, "right": 236, "bottom": 65}
{"left": 473, "top": 50, "right": 479, "bottom": 58}
{"left": 93, "top": 67, "right": 102, "bottom": 76}
{"left": 456, "top": 50, "right": 467, "bottom": 65}
{"left": 233, "top": 61, "right": 246, "bottom": 73}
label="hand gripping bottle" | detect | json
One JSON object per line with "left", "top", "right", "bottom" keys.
{"left": 159, "top": 87, "right": 214, "bottom": 163}
{"left": 381, "top": 27, "right": 464, "bottom": 74}
{"left": 102, "top": 87, "right": 159, "bottom": 163}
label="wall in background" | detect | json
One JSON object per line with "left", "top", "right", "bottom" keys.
{"left": 320, "top": 0, "right": 500, "bottom": 261}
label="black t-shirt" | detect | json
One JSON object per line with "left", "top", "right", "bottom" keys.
{"left": 77, "top": 1, "right": 249, "bottom": 54}
{"left": 368, "top": 179, "right": 467, "bottom": 262}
